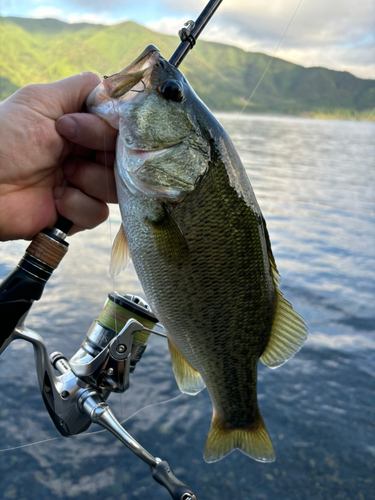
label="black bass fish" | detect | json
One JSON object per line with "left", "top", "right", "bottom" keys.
{"left": 86, "top": 45, "right": 308, "bottom": 463}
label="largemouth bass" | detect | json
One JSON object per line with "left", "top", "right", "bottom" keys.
{"left": 86, "top": 45, "right": 308, "bottom": 463}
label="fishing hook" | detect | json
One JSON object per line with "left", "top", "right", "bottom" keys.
{"left": 130, "top": 80, "right": 146, "bottom": 92}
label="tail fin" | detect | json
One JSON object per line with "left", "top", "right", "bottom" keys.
{"left": 204, "top": 409, "right": 275, "bottom": 463}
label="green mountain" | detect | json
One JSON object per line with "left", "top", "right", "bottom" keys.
{"left": 1, "top": 16, "right": 374, "bottom": 120}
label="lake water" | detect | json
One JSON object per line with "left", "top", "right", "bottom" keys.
{"left": 0, "top": 113, "right": 374, "bottom": 500}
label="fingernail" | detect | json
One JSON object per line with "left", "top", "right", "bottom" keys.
{"left": 56, "top": 116, "right": 79, "bottom": 140}
{"left": 64, "top": 160, "right": 77, "bottom": 178}
{"left": 54, "top": 186, "right": 65, "bottom": 200}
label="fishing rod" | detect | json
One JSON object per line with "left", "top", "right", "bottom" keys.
{"left": 0, "top": 1, "right": 223, "bottom": 499}
{"left": 169, "top": 0, "right": 223, "bottom": 67}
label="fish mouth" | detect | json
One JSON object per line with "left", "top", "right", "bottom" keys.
{"left": 102, "top": 44, "right": 160, "bottom": 99}
{"left": 85, "top": 45, "right": 161, "bottom": 114}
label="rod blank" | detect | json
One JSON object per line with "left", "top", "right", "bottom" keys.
{"left": 169, "top": 0, "right": 223, "bottom": 68}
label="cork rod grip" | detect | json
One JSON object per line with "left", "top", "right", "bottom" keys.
{"left": 26, "top": 232, "right": 68, "bottom": 269}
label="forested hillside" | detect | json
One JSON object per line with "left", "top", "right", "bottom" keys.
{"left": 1, "top": 16, "right": 374, "bottom": 119}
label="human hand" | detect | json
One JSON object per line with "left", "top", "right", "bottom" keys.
{"left": 0, "top": 72, "right": 118, "bottom": 241}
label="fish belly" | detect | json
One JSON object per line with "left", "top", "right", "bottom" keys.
{"left": 118, "top": 157, "right": 277, "bottom": 462}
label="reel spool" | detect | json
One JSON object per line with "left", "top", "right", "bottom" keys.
{"left": 98, "top": 293, "right": 158, "bottom": 371}
{"left": 69, "top": 293, "right": 159, "bottom": 390}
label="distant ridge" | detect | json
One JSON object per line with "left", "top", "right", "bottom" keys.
{"left": 4, "top": 16, "right": 107, "bottom": 33}
{"left": 1, "top": 16, "right": 374, "bottom": 120}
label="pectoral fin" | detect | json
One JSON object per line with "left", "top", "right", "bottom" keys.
{"left": 147, "top": 204, "right": 189, "bottom": 264}
{"left": 109, "top": 224, "right": 130, "bottom": 277}
{"left": 168, "top": 339, "right": 205, "bottom": 395}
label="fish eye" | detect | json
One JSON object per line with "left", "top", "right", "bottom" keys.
{"left": 159, "top": 80, "right": 185, "bottom": 103}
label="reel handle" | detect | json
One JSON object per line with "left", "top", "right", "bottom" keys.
{"left": 152, "top": 460, "right": 198, "bottom": 500}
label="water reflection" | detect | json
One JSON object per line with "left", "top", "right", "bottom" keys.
{"left": 0, "top": 114, "right": 374, "bottom": 499}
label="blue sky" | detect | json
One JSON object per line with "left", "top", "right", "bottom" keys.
{"left": 1, "top": 0, "right": 374, "bottom": 79}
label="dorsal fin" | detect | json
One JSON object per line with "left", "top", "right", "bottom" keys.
{"left": 260, "top": 217, "right": 308, "bottom": 368}
{"left": 109, "top": 223, "right": 130, "bottom": 277}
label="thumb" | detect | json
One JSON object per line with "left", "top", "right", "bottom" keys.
{"left": 27, "top": 72, "right": 101, "bottom": 119}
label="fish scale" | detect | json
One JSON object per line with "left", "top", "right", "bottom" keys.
{"left": 86, "top": 45, "right": 308, "bottom": 463}
{"left": 118, "top": 154, "right": 275, "bottom": 429}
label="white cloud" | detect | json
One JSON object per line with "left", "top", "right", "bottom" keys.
{"left": 8, "top": 0, "right": 375, "bottom": 79}
{"left": 65, "top": 0, "right": 125, "bottom": 8}
{"left": 147, "top": 0, "right": 375, "bottom": 79}
{"left": 66, "top": 12, "right": 119, "bottom": 25}
{"left": 29, "top": 6, "right": 65, "bottom": 19}
{"left": 28, "top": 3, "right": 124, "bottom": 25}
{"left": 145, "top": 17, "right": 184, "bottom": 37}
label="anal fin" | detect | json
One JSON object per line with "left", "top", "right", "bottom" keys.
{"left": 168, "top": 339, "right": 205, "bottom": 395}
{"left": 204, "top": 409, "right": 275, "bottom": 463}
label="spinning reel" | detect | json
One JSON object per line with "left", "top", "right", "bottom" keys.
{"left": 0, "top": 220, "right": 197, "bottom": 500}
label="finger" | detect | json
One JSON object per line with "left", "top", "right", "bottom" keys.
{"left": 20, "top": 73, "right": 101, "bottom": 119}
{"left": 65, "top": 146, "right": 116, "bottom": 165}
{"left": 70, "top": 144, "right": 96, "bottom": 161}
{"left": 47, "top": 73, "right": 101, "bottom": 117}
{"left": 54, "top": 185, "right": 109, "bottom": 230}
{"left": 63, "top": 158, "right": 118, "bottom": 203}
{"left": 56, "top": 112, "right": 118, "bottom": 151}
{"left": 96, "top": 151, "right": 116, "bottom": 167}
{"left": 68, "top": 224, "right": 87, "bottom": 236}
{"left": 57, "top": 136, "right": 106, "bottom": 166}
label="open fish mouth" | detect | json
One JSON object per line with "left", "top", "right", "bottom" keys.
{"left": 102, "top": 45, "right": 160, "bottom": 99}
{"left": 85, "top": 45, "right": 161, "bottom": 128}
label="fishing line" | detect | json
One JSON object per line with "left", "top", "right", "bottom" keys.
{"left": 118, "top": 393, "right": 184, "bottom": 426}
{"left": 234, "top": 1, "right": 305, "bottom": 285}
{"left": 92, "top": 70, "right": 104, "bottom": 79}
{"left": 0, "top": 437, "right": 62, "bottom": 453}
{"left": 365, "top": 107, "right": 375, "bottom": 121}
{"left": 0, "top": 393, "right": 184, "bottom": 454}
{"left": 101, "top": 116, "right": 114, "bottom": 275}
{"left": 237, "top": 0, "right": 304, "bottom": 117}
{"left": 101, "top": 116, "right": 122, "bottom": 420}
{"left": 101, "top": 115, "right": 124, "bottom": 423}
